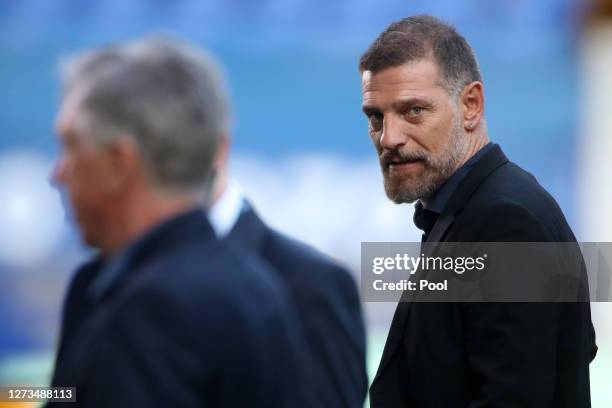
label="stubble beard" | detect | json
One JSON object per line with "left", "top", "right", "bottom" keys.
{"left": 382, "top": 116, "right": 468, "bottom": 204}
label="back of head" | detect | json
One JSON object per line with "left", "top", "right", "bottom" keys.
{"left": 61, "top": 36, "right": 230, "bottom": 196}
{"left": 359, "top": 15, "right": 482, "bottom": 99}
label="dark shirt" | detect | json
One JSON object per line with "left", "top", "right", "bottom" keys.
{"left": 413, "top": 143, "right": 494, "bottom": 238}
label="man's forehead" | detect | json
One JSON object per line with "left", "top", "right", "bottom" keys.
{"left": 55, "top": 100, "right": 76, "bottom": 137}
{"left": 361, "top": 59, "right": 441, "bottom": 92}
{"left": 55, "top": 87, "right": 88, "bottom": 136}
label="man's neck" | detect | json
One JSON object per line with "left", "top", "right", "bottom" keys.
{"left": 101, "top": 193, "right": 200, "bottom": 256}
{"left": 211, "top": 168, "right": 229, "bottom": 204}
{"left": 459, "top": 131, "right": 490, "bottom": 169}
{"left": 419, "top": 132, "right": 491, "bottom": 208}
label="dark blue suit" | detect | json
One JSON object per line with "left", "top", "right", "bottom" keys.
{"left": 227, "top": 205, "right": 368, "bottom": 407}
{"left": 49, "top": 208, "right": 303, "bottom": 407}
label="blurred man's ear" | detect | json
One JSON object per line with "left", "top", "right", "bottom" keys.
{"left": 101, "top": 136, "right": 141, "bottom": 195}
{"left": 214, "top": 131, "right": 231, "bottom": 170}
{"left": 210, "top": 131, "right": 231, "bottom": 205}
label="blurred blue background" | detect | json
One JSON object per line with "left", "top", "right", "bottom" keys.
{"left": 1, "top": 1, "right": 610, "bottom": 406}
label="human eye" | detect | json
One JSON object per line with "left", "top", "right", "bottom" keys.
{"left": 407, "top": 106, "right": 424, "bottom": 117}
{"left": 367, "top": 112, "right": 384, "bottom": 132}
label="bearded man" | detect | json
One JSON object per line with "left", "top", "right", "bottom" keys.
{"left": 361, "top": 15, "right": 597, "bottom": 408}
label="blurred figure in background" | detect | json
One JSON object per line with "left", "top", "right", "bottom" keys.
{"left": 48, "top": 36, "right": 304, "bottom": 407}
{"left": 360, "top": 15, "right": 597, "bottom": 407}
{"left": 208, "top": 110, "right": 368, "bottom": 406}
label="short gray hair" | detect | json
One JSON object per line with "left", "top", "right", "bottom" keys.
{"left": 359, "top": 15, "right": 482, "bottom": 99}
{"left": 60, "top": 35, "right": 230, "bottom": 194}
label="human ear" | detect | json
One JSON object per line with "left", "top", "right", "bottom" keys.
{"left": 100, "top": 136, "right": 140, "bottom": 195}
{"left": 461, "top": 81, "right": 484, "bottom": 131}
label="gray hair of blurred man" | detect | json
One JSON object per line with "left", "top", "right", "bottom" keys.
{"left": 60, "top": 36, "right": 230, "bottom": 200}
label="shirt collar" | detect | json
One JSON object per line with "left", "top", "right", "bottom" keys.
{"left": 208, "top": 179, "right": 246, "bottom": 238}
{"left": 413, "top": 200, "right": 438, "bottom": 238}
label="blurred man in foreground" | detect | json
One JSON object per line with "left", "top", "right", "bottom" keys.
{"left": 48, "top": 37, "right": 302, "bottom": 407}
{"left": 360, "top": 15, "right": 597, "bottom": 407}
{"left": 207, "top": 96, "right": 367, "bottom": 408}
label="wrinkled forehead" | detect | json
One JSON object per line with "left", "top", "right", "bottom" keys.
{"left": 361, "top": 59, "right": 443, "bottom": 95}
{"left": 361, "top": 60, "right": 448, "bottom": 110}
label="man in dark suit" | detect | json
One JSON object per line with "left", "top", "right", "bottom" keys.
{"left": 206, "top": 151, "right": 368, "bottom": 406}
{"left": 359, "top": 15, "right": 597, "bottom": 407}
{"left": 49, "top": 37, "right": 303, "bottom": 407}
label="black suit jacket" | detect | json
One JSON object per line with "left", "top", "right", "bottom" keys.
{"left": 227, "top": 205, "right": 368, "bottom": 407}
{"left": 370, "top": 145, "right": 597, "bottom": 407}
{"left": 48, "top": 208, "right": 303, "bottom": 407}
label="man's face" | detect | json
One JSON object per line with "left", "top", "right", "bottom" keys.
{"left": 52, "top": 92, "right": 113, "bottom": 248}
{"left": 361, "top": 59, "right": 467, "bottom": 203}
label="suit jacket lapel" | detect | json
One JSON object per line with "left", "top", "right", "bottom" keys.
{"left": 227, "top": 202, "right": 268, "bottom": 253}
{"left": 427, "top": 214, "right": 455, "bottom": 244}
{"left": 372, "top": 238, "right": 440, "bottom": 383}
{"left": 371, "top": 290, "right": 414, "bottom": 383}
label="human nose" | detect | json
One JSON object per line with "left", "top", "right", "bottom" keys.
{"left": 50, "top": 157, "right": 66, "bottom": 188}
{"left": 378, "top": 116, "right": 406, "bottom": 151}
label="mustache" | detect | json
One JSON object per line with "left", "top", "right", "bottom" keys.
{"left": 380, "top": 148, "right": 430, "bottom": 167}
